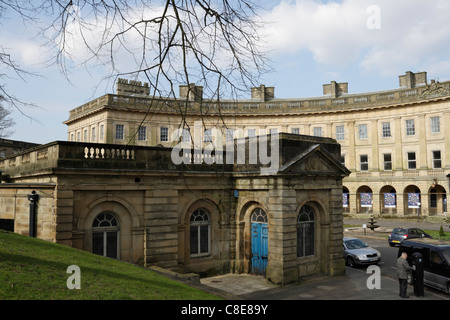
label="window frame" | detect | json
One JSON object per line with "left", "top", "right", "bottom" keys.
{"left": 407, "top": 152, "right": 417, "bottom": 170}
{"left": 430, "top": 116, "right": 440, "bottom": 134}
{"left": 360, "top": 154, "right": 369, "bottom": 171}
{"left": 313, "top": 127, "right": 323, "bottom": 137}
{"left": 383, "top": 153, "right": 392, "bottom": 171}
{"left": 358, "top": 124, "right": 368, "bottom": 140}
{"left": 297, "top": 205, "right": 315, "bottom": 258}
{"left": 406, "top": 119, "right": 415, "bottom": 136}
{"left": 336, "top": 126, "right": 345, "bottom": 141}
{"left": 189, "top": 209, "right": 211, "bottom": 258}
{"left": 138, "top": 126, "right": 147, "bottom": 141}
{"left": 382, "top": 122, "right": 391, "bottom": 138}
{"left": 115, "top": 124, "right": 124, "bottom": 140}
{"left": 92, "top": 212, "right": 120, "bottom": 259}
{"left": 432, "top": 150, "right": 442, "bottom": 169}
{"left": 160, "top": 127, "right": 169, "bottom": 142}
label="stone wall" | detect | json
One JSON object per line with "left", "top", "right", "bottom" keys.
{"left": 0, "top": 134, "right": 349, "bottom": 284}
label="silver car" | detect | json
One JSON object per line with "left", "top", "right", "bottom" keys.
{"left": 343, "top": 237, "right": 381, "bottom": 267}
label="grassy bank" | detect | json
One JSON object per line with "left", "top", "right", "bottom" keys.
{"left": 0, "top": 230, "right": 221, "bottom": 300}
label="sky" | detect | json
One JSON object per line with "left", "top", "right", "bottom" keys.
{"left": 2, "top": 0, "right": 450, "bottom": 144}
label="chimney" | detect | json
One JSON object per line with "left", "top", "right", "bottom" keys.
{"left": 399, "top": 71, "right": 427, "bottom": 89}
{"left": 179, "top": 84, "right": 203, "bottom": 102}
{"left": 116, "top": 78, "right": 150, "bottom": 96}
{"left": 323, "top": 81, "right": 348, "bottom": 98}
{"left": 251, "top": 85, "right": 275, "bottom": 101}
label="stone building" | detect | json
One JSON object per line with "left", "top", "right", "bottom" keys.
{"left": 0, "top": 138, "right": 40, "bottom": 159}
{"left": 0, "top": 134, "right": 349, "bottom": 285}
{"left": 64, "top": 71, "right": 450, "bottom": 218}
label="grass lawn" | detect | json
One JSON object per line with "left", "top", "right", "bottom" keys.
{"left": 0, "top": 230, "right": 222, "bottom": 300}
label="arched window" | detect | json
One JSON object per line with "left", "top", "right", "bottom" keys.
{"left": 190, "top": 209, "right": 211, "bottom": 257}
{"left": 251, "top": 208, "right": 268, "bottom": 223}
{"left": 92, "top": 212, "right": 120, "bottom": 259}
{"left": 297, "top": 205, "right": 315, "bottom": 257}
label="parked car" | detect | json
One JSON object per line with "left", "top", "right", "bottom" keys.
{"left": 398, "top": 238, "right": 450, "bottom": 294}
{"left": 388, "top": 227, "right": 432, "bottom": 247}
{"left": 343, "top": 237, "right": 381, "bottom": 267}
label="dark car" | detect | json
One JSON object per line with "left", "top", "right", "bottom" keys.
{"left": 388, "top": 227, "right": 432, "bottom": 247}
{"left": 398, "top": 238, "right": 450, "bottom": 294}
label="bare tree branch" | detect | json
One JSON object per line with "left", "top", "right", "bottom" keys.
{"left": 0, "top": 0, "right": 270, "bottom": 142}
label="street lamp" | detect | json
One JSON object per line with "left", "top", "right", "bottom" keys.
{"left": 27, "top": 190, "right": 39, "bottom": 237}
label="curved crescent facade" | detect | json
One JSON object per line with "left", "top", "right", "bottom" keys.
{"left": 65, "top": 71, "right": 450, "bottom": 218}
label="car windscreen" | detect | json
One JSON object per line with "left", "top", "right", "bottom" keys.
{"left": 393, "top": 228, "right": 407, "bottom": 234}
{"left": 441, "top": 247, "right": 450, "bottom": 264}
{"left": 344, "top": 239, "right": 368, "bottom": 249}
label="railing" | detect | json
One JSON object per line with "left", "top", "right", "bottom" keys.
{"left": 84, "top": 146, "right": 135, "bottom": 160}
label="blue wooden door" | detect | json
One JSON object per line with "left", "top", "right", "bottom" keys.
{"left": 251, "top": 222, "right": 268, "bottom": 275}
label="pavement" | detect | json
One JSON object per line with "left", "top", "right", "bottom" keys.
{"left": 197, "top": 218, "right": 450, "bottom": 300}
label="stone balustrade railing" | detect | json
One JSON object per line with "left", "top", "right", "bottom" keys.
{"left": 66, "top": 81, "right": 450, "bottom": 122}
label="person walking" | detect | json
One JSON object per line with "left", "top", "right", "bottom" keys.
{"left": 397, "top": 252, "right": 413, "bottom": 298}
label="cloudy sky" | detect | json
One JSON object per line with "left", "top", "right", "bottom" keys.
{"left": 3, "top": 0, "right": 450, "bottom": 144}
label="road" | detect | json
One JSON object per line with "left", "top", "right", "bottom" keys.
{"left": 359, "top": 236, "right": 450, "bottom": 299}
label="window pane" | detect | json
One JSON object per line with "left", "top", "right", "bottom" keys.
{"left": 384, "top": 154, "right": 392, "bottom": 171}
{"left": 92, "top": 232, "right": 104, "bottom": 256}
{"left": 106, "top": 231, "right": 118, "bottom": 258}
{"left": 200, "top": 225, "right": 209, "bottom": 253}
{"left": 304, "top": 222, "right": 315, "bottom": 256}
{"left": 313, "top": 127, "right": 322, "bottom": 137}
{"left": 431, "top": 117, "right": 440, "bottom": 133}
{"left": 336, "top": 126, "right": 345, "bottom": 140}
{"left": 382, "top": 122, "right": 391, "bottom": 138}
{"left": 138, "top": 126, "right": 146, "bottom": 141}
{"left": 358, "top": 124, "right": 368, "bottom": 139}
{"left": 160, "top": 127, "right": 168, "bottom": 142}
{"left": 360, "top": 155, "right": 369, "bottom": 171}
{"left": 406, "top": 120, "right": 415, "bottom": 136}
{"left": 226, "top": 129, "right": 234, "bottom": 141}
{"left": 190, "top": 227, "right": 198, "bottom": 255}
{"left": 297, "top": 227, "right": 304, "bottom": 257}
{"left": 115, "top": 124, "right": 124, "bottom": 140}
{"left": 182, "top": 129, "right": 191, "bottom": 142}
{"left": 407, "top": 152, "right": 416, "bottom": 169}
{"left": 433, "top": 150, "right": 442, "bottom": 169}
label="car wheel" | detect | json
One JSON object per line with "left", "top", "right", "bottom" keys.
{"left": 346, "top": 257, "right": 356, "bottom": 267}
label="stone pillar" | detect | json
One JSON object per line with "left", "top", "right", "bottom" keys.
{"left": 444, "top": 112, "right": 450, "bottom": 169}
{"left": 347, "top": 121, "right": 356, "bottom": 172}
{"left": 144, "top": 188, "right": 179, "bottom": 269}
{"left": 54, "top": 189, "right": 73, "bottom": 243}
{"left": 265, "top": 183, "right": 298, "bottom": 285}
{"left": 418, "top": 115, "right": 428, "bottom": 170}
{"left": 394, "top": 117, "right": 403, "bottom": 170}
{"left": 326, "top": 182, "right": 346, "bottom": 276}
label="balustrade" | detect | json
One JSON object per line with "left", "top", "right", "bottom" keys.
{"left": 84, "top": 146, "right": 135, "bottom": 160}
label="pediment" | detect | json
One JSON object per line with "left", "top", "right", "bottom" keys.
{"left": 279, "top": 144, "right": 350, "bottom": 176}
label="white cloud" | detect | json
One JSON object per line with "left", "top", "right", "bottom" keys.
{"left": 261, "top": 0, "right": 450, "bottom": 76}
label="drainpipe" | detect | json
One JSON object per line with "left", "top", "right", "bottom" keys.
{"left": 27, "top": 190, "right": 39, "bottom": 237}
